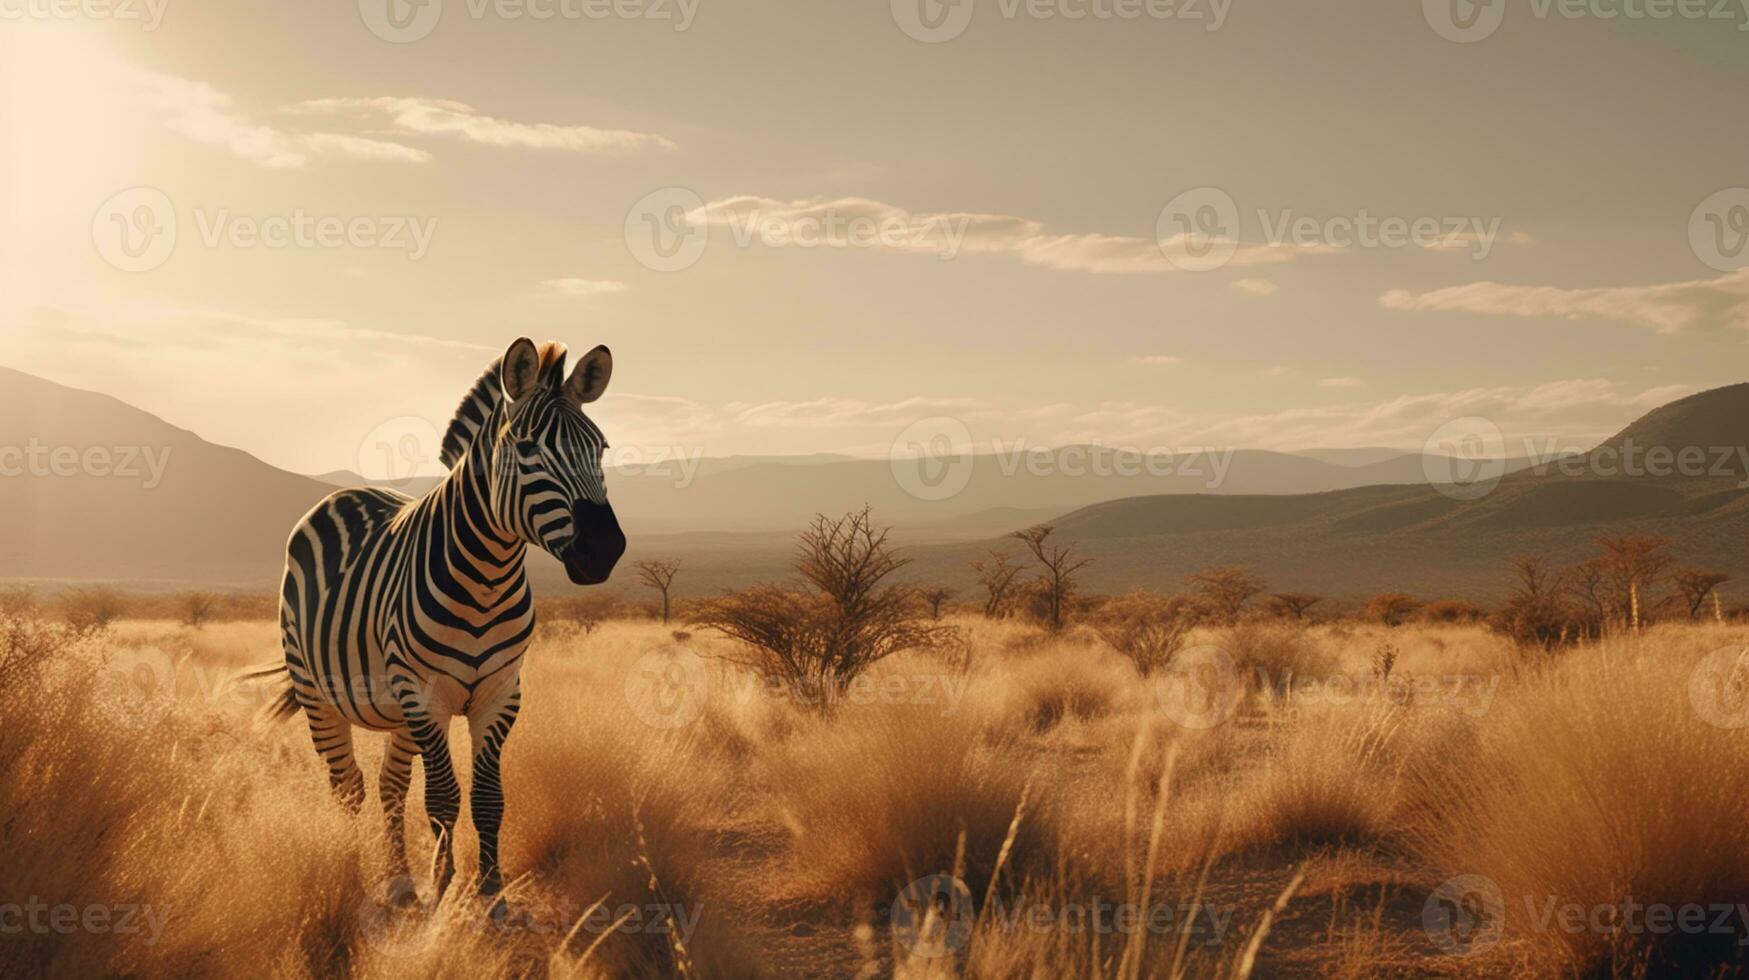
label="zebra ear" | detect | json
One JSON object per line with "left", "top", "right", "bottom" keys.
{"left": 501, "top": 338, "right": 541, "bottom": 401}
{"left": 564, "top": 345, "right": 613, "bottom": 405}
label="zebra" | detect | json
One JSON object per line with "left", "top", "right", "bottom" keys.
{"left": 250, "top": 337, "right": 625, "bottom": 907}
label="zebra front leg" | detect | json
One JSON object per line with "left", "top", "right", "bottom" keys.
{"left": 378, "top": 728, "right": 420, "bottom": 905}
{"left": 395, "top": 684, "right": 460, "bottom": 900}
{"left": 467, "top": 679, "right": 522, "bottom": 901}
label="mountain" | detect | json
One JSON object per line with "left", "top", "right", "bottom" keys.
{"left": 0, "top": 367, "right": 335, "bottom": 585}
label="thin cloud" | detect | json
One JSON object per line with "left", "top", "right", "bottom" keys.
{"left": 1380, "top": 268, "right": 1749, "bottom": 334}
{"left": 1319, "top": 376, "right": 1364, "bottom": 389}
{"left": 543, "top": 279, "right": 628, "bottom": 297}
{"left": 132, "top": 71, "right": 428, "bottom": 168}
{"left": 1231, "top": 278, "right": 1279, "bottom": 295}
{"left": 290, "top": 97, "right": 676, "bottom": 154}
{"left": 689, "top": 195, "right": 1330, "bottom": 274}
{"left": 1132, "top": 355, "right": 1181, "bottom": 366}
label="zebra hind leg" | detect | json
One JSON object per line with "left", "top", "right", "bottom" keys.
{"left": 393, "top": 681, "right": 460, "bottom": 900}
{"left": 302, "top": 700, "right": 365, "bottom": 814}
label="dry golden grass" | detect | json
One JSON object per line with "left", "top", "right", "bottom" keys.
{"left": 3, "top": 613, "right": 1747, "bottom": 978}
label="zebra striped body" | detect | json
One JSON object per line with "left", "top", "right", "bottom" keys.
{"left": 272, "top": 338, "right": 622, "bottom": 902}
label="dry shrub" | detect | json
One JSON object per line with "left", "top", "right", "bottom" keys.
{"left": 761, "top": 700, "right": 1037, "bottom": 905}
{"left": 1091, "top": 590, "right": 1198, "bottom": 675}
{"left": 1419, "top": 599, "right": 1484, "bottom": 624}
{"left": 1223, "top": 621, "right": 1338, "bottom": 693}
{"left": 1410, "top": 643, "right": 1749, "bottom": 976}
{"left": 61, "top": 585, "right": 128, "bottom": 634}
{"left": 505, "top": 692, "right": 763, "bottom": 977}
{"left": 694, "top": 509, "right": 952, "bottom": 709}
{"left": 1001, "top": 644, "right": 1134, "bottom": 733}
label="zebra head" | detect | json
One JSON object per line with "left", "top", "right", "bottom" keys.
{"left": 490, "top": 337, "right": 627, "bottom": 585}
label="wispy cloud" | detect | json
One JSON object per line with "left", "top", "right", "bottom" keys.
{"left": 543, "top": 278, "right": 628, "bottom": 297}
{"left": 290, "top": 97, "right": 676, "bottom": 154}
{"left": 132, "top": 71, "right": 428, "bottom": 168}
{"left": 1318, "top": 376, "right": 1364, "bottom": 389}
{"left": 1380, "top": 268, "right": 1749, "bottom": 334}
{"left": 689, "top": 195, "right": 1330, "bottom": 274}
{"left": 1230, "top": 278, "right": 1279, "bottom": 295}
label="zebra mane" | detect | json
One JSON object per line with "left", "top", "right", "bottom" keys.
{"left": 439, "top": 343, "right": 569, "bottom": 468}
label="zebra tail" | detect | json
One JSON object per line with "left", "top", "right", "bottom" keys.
{"left": 236, "top": 661, "right": 301, "bottom": 725}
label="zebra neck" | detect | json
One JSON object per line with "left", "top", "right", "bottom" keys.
{"left": 427, "top": 447, "right": 528, "bottom": 605}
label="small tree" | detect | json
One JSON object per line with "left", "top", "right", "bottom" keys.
{"left": 1673, "top": 569, "right": 1730, "bottom": 621}
{"left": 971, "top": 551, "right": 1026, "bottom": 619}
{"left": 1009, "top": 525, "right": 1090, "bottom": 633}
{"left": 1493, "top": 555, "right": 1578, "bottom": 651}
{"left": 693, "top": 508, "right": 952, "bottom": 709}
{"left": 918, "top": 586, "right": 956, "bottom": 621}
{"left": 633, "top": 559, "right": 682, "bottom": 624}
{"left": 1266, "top": 592, "right": 1321, "bottom": 621}
{"left": 63, "top": 586, "right": 125, "bottom": 635}
{"left": 1186, "top": 566, "right": 1266, "bottom": 625}
{"left": 179, "top": 590, "right": 219, "bottom": 629}
{"left": 1363, "top": 592, "right": 1421, "bottom": 627}
{"left": 1092, "top": 590, "right": 1199, "bottom": 675}
{"left": 1596, "top": 535, "right": 1674, "bottom": 629}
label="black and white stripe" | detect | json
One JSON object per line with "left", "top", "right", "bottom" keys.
{"left": 264, "top": 338, "right": 623, "bottom": 902}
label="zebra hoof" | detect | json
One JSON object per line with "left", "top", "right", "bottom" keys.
{"left": 385, "top": 875, "right": 420, "bottom": 909}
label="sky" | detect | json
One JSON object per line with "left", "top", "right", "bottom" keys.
{"left": 2, "top": 2, "right": 1747, "bottom": 476}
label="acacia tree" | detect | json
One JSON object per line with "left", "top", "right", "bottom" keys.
{"left": 1596, "top": 535, "right": 1674, "bottom": 628}
{"left": 1009, "top": 525, "right": 1090, "bottom": 632}
{"left": 634, "top": 558, "right": 682, "bottom": 624}
{"left": 1186, "top": 565, "right": 1267, "bottom": 625}
{"left": 970, "top": 551, "right": 1026, "bottom": 619}
{"left": 1673, "top": 569, "right": 1730, "bottom": 620}
{"left": 1267, "top": 592, "right": 1321, "bottom": 621}
{"left": 693, "top": 507, "right": 951, "bottom": 709}
{"left": 918, "top": 586, "right": 956, "bottom": 620}
{"left": 179, "top": 591, "right": 218, "bottom": 629}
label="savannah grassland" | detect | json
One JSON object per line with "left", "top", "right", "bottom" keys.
{"left": 4, "top": 601, "right": 1749, "bottom": 979}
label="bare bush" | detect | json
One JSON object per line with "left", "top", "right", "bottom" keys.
{"left": 692, "top": 508, "right": 952, "bottom": 709}
{"left": 1491, "top": 555, "right": 1583, "bottom": 651}
{"left": 1091, "top": 590, "right": 1199, "bottom": 675}
{"left": 971, "top": 551, "right": 1026, "bottom": 619}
